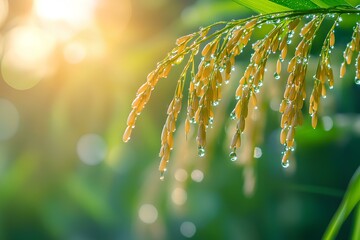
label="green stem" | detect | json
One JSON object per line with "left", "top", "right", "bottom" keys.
{"left": 352, "top": 204, "right": 360, "bottom": 240}
{"left": 162, "top": 6, "right": 360, "bottom": 68}
{"left": 323, "top": 166, "right": 360, "bottom": 240}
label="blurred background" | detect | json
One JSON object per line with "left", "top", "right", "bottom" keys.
{"left": 0, "top": 0, "right": 359, "bottom": 239}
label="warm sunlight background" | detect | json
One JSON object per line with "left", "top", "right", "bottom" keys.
{"left": 0, "top": 0, "right": 359, "bottom": 239}
{"left": 34, "top": 0, "right": 97, "bottom": 26}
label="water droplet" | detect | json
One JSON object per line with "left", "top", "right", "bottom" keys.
{"left": 253, "top": 147, "right": 262, "bottom": 158}
{"left": 274, "top": 72, "right": 280, "bottom": 80}
{"left": 288, "top": 31, "right": 294, "bottom": 38}
{"left": 329, "top": 85, "right": 334, "bottom": 89}
{"left": 209, "top": 117, "right": 214, "bottom": 125}
{"left": 212, "top": 101, "right": 219, "bottom": 106}
{"left": 229, "top": 151, "right": 237, "bottom": 161}
{"left": 160, "top": 171, "right": 165, "bottom": 181}
{"left": 230, "top": 111, "right": 236, "bottom": 120}
{"left": 225, "top": 80, "right": 230, "bottom": 85}
{"left": 190, "top": 118, "right": 196, "bottom": 124}
{"left": 355, "top": 78, "right": 360, "bottom": 85}
{"left": 287, "top": 39, "right": 292, "bottom": 45}
{"left": 175, "top": 56, "right": 184, "bottom": 64}
{"left": 198, "top": 146, "right": 205, "bottom": 157}
{"left": 282, "top": 160, "right": 290, "bottom": 168}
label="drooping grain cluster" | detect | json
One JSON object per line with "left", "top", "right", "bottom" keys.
{"left": 340, "top": 22, "right": 360, "bottom": 83}
{"left": 279, "top": 15, "right": 325, "bottom": 167}
{"left": 124, "top": 7, "right": 360, "bottom": 179}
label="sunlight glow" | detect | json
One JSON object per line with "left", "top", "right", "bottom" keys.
{"left": 0, "top": 0, "right": 8, "bottom": 26}
{"left": 3, "top": 26, "right": 55, "bottom": 71}
{"left": 34, "top": 0, "right": 97, "bottom": 28}
{"left": 64, "top": 42, "right": 87, "bottom": 64}
{"left": 1, "top": 25, "right": 55, "bottom": 90}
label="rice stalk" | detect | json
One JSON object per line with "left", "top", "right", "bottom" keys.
{"left": 124, "top": 6, "right": 360, "bottom": 179}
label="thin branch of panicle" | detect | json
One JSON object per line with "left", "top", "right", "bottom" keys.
{"left": 124, "top": 6, "right": 360, "bottom": 179}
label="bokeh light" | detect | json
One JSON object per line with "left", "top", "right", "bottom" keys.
{"left": 174, "top": 168, "right": 188, "bottom": 182}
{"left": 63, "top": 42, "right": 87, "bottom": 64}
{"left": 354, "top": 117, "right": 360, "bottom": 134}
{"left": 77, "top": 134, "right": 107, "bottom": 165}
{"left": 191, "top": 169, "right": 204, "bottom": 182}
{"left": 253, "top": 147, "right": 262, "bottom": 159}
{"left": 1, "top": 25, "right": 55, "bottom": 90}
{"left": 322, "top": 116, "right": 334, "bottom": 131}
{"left": 180, "top": 221, "right": 196, "bottom": 238}
{"left": 0, "top": 99, "right": 19, "bottom": 140}
{"left": 0, "top": 1, "right": 359, "bottom": 239}
{"left": 171, "top": 187, "right": 187, "bottom": 206}
{"left": 138, "top": 204, "right": 158, "bottom": 224}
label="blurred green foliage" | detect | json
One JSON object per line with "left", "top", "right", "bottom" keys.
{"left": 0, "top": 0, "right": 359, "bottom": 239}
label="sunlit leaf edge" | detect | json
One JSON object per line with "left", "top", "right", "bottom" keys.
{"left": 233, "top": 0, "right": 291, "bottom": 13}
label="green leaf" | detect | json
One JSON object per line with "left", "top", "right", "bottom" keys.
{"left": 270, "top": 0, "right": 319, "bottom": 10}
{"left": 233, "top": 0, "right": 291, "bottom": 13}
{"left": 347, "top": 0, "right": 359, "bottom": 6}
{"left": 310, "top": 0, "right": 352, "bottom": 8}
{"left": 353, "top": 206, "right": 360, "bottom": 240}
{"left": 235, "top": 0, "right": 353, "bottom": 13}
{"left": 181, "top": 2, "right": 252, "bottom": 26}
{"left": 323, "top": 166, "right": 360, "bottom": 239}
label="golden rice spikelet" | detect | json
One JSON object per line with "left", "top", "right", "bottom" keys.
{"left": 340, "top": 62, "right": 346, "bottom": 78}
{"left": 329, "top": 31, "right": 335, "bottom": 48}
{"left": 230, "top": 130, "right": 241, "bottom": 149}
{"left": 123, "top": 126, "right": 133, "bottom": 142}
{"left": 341, "top": 22, "right": 360, "bottom": 80}
{"left": 278, "top": 15, "right": 324, "bottom": 166}
{"left": 124, "top": 9, "right": 360, "bottom": 176}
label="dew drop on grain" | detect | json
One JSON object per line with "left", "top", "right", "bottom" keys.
{"left": 229, "top": 151, "right": 237, "bottom": 161}
{"left": 198, "top": 146, "right": 205, "bottom": 157}
{"left": 274, "top": 72, "right": 280, "bottom": 80}
{"left": 282, "top": 160, "right": 290, "bottom": 168}
{"left": 160, "top": 171, "right": 165, "bottom": 181}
